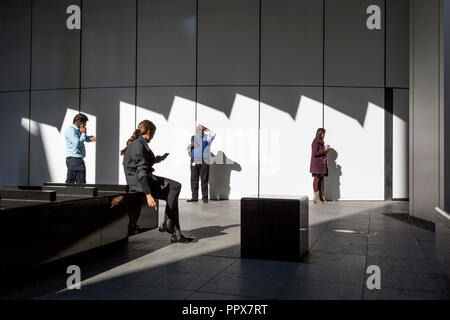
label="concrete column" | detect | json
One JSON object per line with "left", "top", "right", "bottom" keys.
{"left": 409, "top": 0, "right": 446, "bottom": 222}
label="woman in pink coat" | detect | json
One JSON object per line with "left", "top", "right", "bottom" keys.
{"left": 310, "top": 128, "right": 329, "bottom": 204}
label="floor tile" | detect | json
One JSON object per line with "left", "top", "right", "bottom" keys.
{"left": 198, "top": 273, "right": 290, "bottom": 299}
{"left": 367, "top": 244, "right": 428, "bottom": 260}
{"left": 276, "top": 279, "right": 363, "bottom": 300}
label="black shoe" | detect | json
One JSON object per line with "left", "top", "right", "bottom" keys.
{"left": 186, "top": 199, "right": 198, "bottom": 203}
{"left": 171, "top": 229, "right": 194, "bottom": 243}
{"left": 202, "top": 199, "right": 208, "bottom": 203}
{"left": 128, "top": 224, "right": 140, "bottom": 236}
{"left": 158, "top": 219, "right": 174, "bottom": 234}
{"left": 171, "top": 234, "right": 195, "bottom": 244}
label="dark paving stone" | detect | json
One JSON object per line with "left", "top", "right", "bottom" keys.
{"left": 186, "top": 292, "right": 254, "bottom": 300}
{"left": 152, "top": 255, "right": 236, "bottom": 274}
{"left": 368, "top": 244, "right": 428, "bottom": 260}
{"left": 367, "top": 231, "right": 421, "bottom": 248}
{"left": 305, "top": 251, "right": 366, "bottom": 270}
{"left": 276, "top": 279, "right": 363, "bottom": 300}
{"left": 366, "top": 256, "right": 435, "bottom": 274}
{"left": 223, "top": 259, "right": 298, "bottom": 276}
{"left": 198, "top": 273, "right": 291, "bottom": 299}
{"left": 363, "top": 287, "right": 449, "bottom": 300}
{"left": 418, "top": 241, "right": 436, "bottom": 260}
{"left": 128, "top": 268, "right": 220, "bottom": 291}
{"left": 290, "top": 263, "right": 365, "bottom": 286}
{"left": 380, "top": 270, "right": 447, "bottom": 293}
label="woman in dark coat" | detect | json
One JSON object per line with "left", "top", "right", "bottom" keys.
{"left": 310, "top": 128, "right": 329, "bottom": 204}
{"left": 121, "top": 120, "right": 194, "bottom": 243}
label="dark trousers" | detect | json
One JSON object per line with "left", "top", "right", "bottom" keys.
{"left": 130, "top": 177, "right": 182, "bottom": 231}
{"left": 66, "top": 157, "right": 86, "bottom": 184}
{"left": 151, "top": 177, "right": 182, "bottom": 229}
{"left": 190, "top": 161, "right": 209, "bottom": 200}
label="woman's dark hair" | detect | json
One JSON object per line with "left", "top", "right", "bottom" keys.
{"left": 73, "top": 113, "right": 89, "bottom": 125}
{"left": 315, "top": 128, "right": 326, "bottom": 141}
{"left": 120, "top": 120, "right": 156, "bottom": 156}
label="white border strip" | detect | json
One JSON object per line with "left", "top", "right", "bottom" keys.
{"left": 435, "top": 206, "right": 450, "bottom": 221}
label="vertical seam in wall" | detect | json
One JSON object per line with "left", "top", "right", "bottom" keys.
{"left": 412, "top": 0, "right": 415, "bottom": 215}
{"left": 79, "top": 0, "right": 83, "bottom": 112}
{"left": 384, "top": 0, "right": 387, "bottom": 199}
{"left": 322, "top": 0, "right": 325, "bottom": 127}
{"left": 27, "top": 0, "right": 34, "bottom": 186}
{"left": 438, "top": 0, "right": 441, "bottom": 208}
{"left": 384, "top": 0, "right": 392, "bottom": 200}
{"left": 135, "top": 0, "right": 138, "bottom": 127}
{"left": 195, "top": 0, "right": 199, "bottom": 126}
{"left": 258, "top": 0, "right": 262, "bottom": 197}
{"left": 408, "top": 0, "right": 414, "bottom": 216}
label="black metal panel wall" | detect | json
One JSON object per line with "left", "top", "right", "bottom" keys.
{"left": 261, "top": 0, "right": 323, "bottom": 86}
{"left": 0, "top": 0, "right": 31, "bottom": 92}
{"left": 81, "top": 0, "right": 136, "bottom": 88}
{"left": 324, "top": 0, "right": 385, "bottom": 87}
{"left": 137, "top": 0, "right": 196, "bottom": 86}
{"left": 0, "top": 0, "right": 411, "bottom": 196}
{"left": 31, "top": 0, "right": 81, "bottom": 90}
{"left": 197, "top": 0, "right": 260, "bottom": 85}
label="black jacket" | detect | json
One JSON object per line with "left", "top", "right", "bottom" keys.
{"left": 122, "top": 136, "right": 156, "bottom": 195}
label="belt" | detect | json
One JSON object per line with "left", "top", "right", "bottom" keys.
{"left": 66, "top": 157, "right": 83, "bottom": 159}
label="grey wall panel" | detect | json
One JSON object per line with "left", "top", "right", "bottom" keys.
{"left": 386, "top": 0, "right": 410, "bottom": 88}
{"left": 82, "top": 0, "right": 136, "bottom": 88}
{"left": 29, "top": 89, "right": 79, "bottom": 185}
{"left": 137, "top": 0, "right": 196, "bottom": 86}
{"left": 324, "top": 0, "right": 385, "bottom": 87}
{"left": 0, "top": 0, "right": 31, "bottom": 92}
{"left": 81, "top": 88, "right": 135, "bottom": 184}
{"left": 137, "top": 86, "right": 195, "bottom": 120}
{"left": 393, "top": 89, "right": 409, "bottom": 199}
{"left": 197, "top": 86, "right": 259, "bottom": 199}
{"left": 324, "top": 87, "right": 385, "bottom": 200}
{"left": 0, "top": 92, "right": 29, "bottom": 186}
{"left": 261, "top": 0, "right": 323, "bottom": 86}
{"left": 31, "top": 0, "right": 80, "bottom": 90}
{"left": 260, "top": 86, "right": 323, "bottom": 198}
{"left": 198, "top": 0, "right": 259, "bottom": 85}
{"left": 136, "top": 86, "right": 196, "bottom": 199}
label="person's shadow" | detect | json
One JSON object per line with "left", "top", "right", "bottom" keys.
{"left": 324, "top": 148, "right": 342, "bottom": 201}
{"left": 208, "top": 151, "right": 242, "bottom": 200}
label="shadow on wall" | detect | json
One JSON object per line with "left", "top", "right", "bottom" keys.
{"left": 209, "top": 151, "right": 242, "bottom": 200}
{"left": 324, "top": 148, "right": 342, "bottom": 201}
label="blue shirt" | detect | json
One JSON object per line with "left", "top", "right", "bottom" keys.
{"left": 65, "top": 125, "right": 92, "bottom": 158}
{"left": 188, "top": 131, "right": 216, "bottom": 162}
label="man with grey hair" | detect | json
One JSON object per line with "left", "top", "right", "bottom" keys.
{"left": 186, "top": 124, "right": 216, "bottom": 203}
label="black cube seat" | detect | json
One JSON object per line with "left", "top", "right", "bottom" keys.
{"left": 241, "top": 196, "right": 309, "bottom": 262}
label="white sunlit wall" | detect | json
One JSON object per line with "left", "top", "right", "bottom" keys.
{"left": 0, "top": 0, "right": 410, "bottom": 201}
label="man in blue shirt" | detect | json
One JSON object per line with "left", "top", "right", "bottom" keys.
{"left": 65, "top": 113, "right": 96, "bottom": 184}
{"left": 187, "top": 124, "right": 216, "bottom": 203}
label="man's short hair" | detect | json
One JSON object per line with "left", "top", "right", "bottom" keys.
{"left": 73, "top": 113, "right": 89, "bottom": 125}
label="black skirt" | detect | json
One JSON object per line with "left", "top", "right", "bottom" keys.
{"left": 312, "top": 168, "right": 328, "bottom": 178}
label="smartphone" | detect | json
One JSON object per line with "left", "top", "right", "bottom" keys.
{"left": 163, "top": 153, "right": 169, "bottom": 157}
